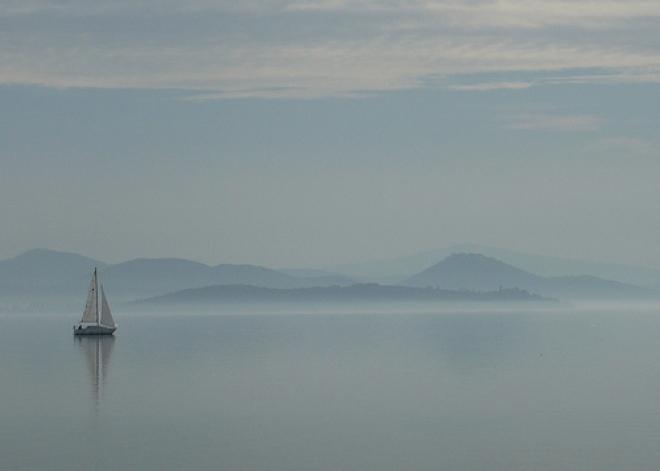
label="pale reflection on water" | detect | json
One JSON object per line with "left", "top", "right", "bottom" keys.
{"left": 1, "top": 307, "right": 660, "bottom": 470}
{"left": 75, "top": 336, "right": 115, "bottom": 408}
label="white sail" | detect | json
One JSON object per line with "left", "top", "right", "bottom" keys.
{"left": 100, "top": 285, "right": 116, "bottom": 328}
{"left": 80, "top": 269, "right": 98, "bottom": 324}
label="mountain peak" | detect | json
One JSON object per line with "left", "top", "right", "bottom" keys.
{"left": 433, "top": 252, "right": 530, "bottom": 274}
{"left": 0, "top": 249, "right": 106, "bottom": 288}
{"left": 401, "top": 252, "right": 542, "bottom": 290}
{"left": 4, "top": 248, "right": 105, "bottom": 267}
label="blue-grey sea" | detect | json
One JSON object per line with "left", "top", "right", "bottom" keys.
{"left": 2, "top": 306, "right": 660, "bottom": 471}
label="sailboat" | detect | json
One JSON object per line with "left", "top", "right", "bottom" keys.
{"left": 74, "top": 268, "right": 117, "bottom": 336}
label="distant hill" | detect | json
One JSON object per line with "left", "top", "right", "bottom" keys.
{"left": 0, "top": 249, "right": 106, "bottom": 299}
{"left": 135, "top": 283, "right": 550, "bottom": 308}
{"left": 0, "top": 249, "right": 357, "bottom": 305}
{"left": 277, "top": 268, "right": 356, "bottom": 287}
{"left": 332, "top": 243, "right": 660, "bottom": 287}
{"left": 403, "top": 253, "right": 541, "bottom": 290}
{"left": 0, "top": 249, "right": 106, "bottom": 285}
{"left": 100, "top": 259, "right": 300, "bottom": 299}
{"left": 401, "top": 253, "right": 659, "bottom": 301}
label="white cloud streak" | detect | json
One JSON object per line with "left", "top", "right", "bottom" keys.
{"left": 1, "top": 0, "right": 660, "bottom": 95}
{"left": 502, "top": 113, "right": 604, "bottom": 132}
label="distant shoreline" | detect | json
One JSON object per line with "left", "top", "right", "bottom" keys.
{"left": 135, "top": 283, "right": 554, "bottom": 306}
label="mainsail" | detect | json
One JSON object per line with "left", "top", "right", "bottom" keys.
{"left": 100, "top": 286, "right": 116, "bottom": 328}
{"left": 81, "top": 269, "right": 99, "bottom": 323}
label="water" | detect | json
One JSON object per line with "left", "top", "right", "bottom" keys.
{"left": 2, "top": 306, "right": 660, "bottom": 470}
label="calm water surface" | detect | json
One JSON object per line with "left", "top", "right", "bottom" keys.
{"left": 2, "top": 307, "right": 660, "bottom": 470}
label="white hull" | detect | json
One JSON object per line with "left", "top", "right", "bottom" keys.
{"left": 74, "top": 325, "right": 117, "bottom": 336}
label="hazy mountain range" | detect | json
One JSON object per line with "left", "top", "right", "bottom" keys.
{"left": 332, "top": 243, "right": 660, "bottom": 287}
{"left": 1, "top": 248, "right": 658, "bottom": 311}
{"left": 400, "top": 253, "right": 658, "bottom": 301}
{"left": 0, "top": 249, "right": 356, "bottom": 304}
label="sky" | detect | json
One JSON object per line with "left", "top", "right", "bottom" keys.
{"left": 1, "top": 0, "right": 659, "bottom": 269}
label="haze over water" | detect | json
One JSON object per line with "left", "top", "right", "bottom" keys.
{"left": 2, "top": 306, "right": 660, "bottom": 470}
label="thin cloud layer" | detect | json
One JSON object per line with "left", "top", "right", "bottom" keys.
{"left": 503, "top": 113, "right": 604, "bottom": 132}
{"left": 2, "top": 0, "right": 660, "bottom": 95}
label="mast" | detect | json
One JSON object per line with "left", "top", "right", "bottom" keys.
{"left": 96, "top": 272, "right": 100, "bottom": 327}
{"left": 94, "top": 268, "right": 99, "bottom": 326}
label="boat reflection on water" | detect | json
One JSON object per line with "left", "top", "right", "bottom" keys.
{"left": 75, "top": 335, "right": 115, "bottom": 407}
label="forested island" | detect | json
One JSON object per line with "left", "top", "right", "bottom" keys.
{"left": 137, "top": 283, "right": 552, "bottom": 306}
